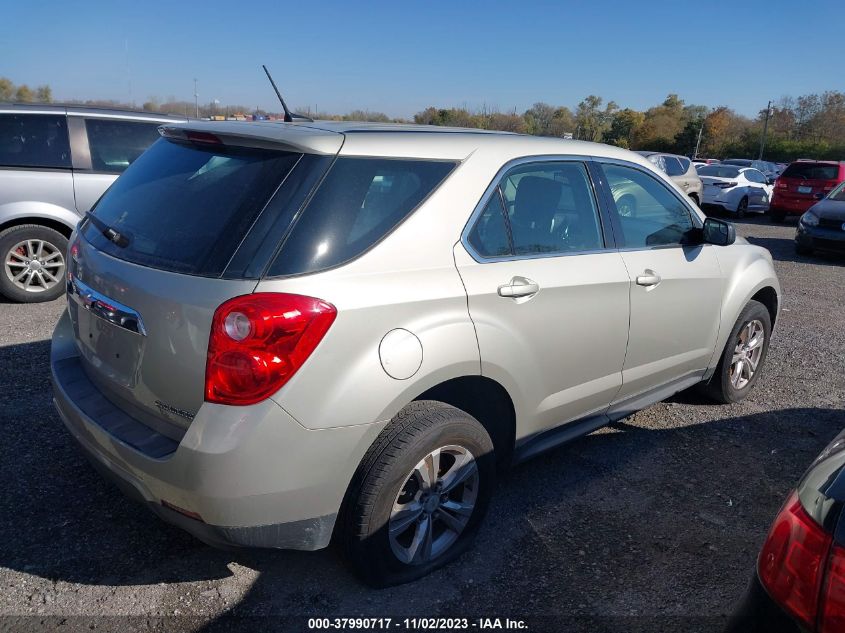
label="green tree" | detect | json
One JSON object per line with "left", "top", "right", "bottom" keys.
{"left": 0, "top": 77, "right": 14, "bottom": 101}
{"left": 575, "top": 95, "right": 617, "bottom": 142}
{"left": 35, "top": 85, "right": 52, "bottom": 103}
{"left": 604, "top": 108, "right": 645, "bottom": 148}
{"left": 15, "top": 84, "right": 34, "bottom": 102}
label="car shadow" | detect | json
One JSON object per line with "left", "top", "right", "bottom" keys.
{"left": 1, "top": 337, "right": 843, "bottom": 633}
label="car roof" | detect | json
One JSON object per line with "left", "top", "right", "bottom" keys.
{"left": 0, "top": 102, "right": 185, "bottom": 121}
{"left": 164, "top": 118, "right": 659, "bottom": 164}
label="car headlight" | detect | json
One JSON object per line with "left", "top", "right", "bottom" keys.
{"left": 801, "top": 211, "right": 820, "bottom": 227}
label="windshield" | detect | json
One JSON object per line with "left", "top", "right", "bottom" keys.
{"left": 699, "top": 166, "right": 740, "bottom": 178}
{"left": 82, "top": 138, "right": 301, "bottom": 276}
{"left": 829, "top": 181, "right": 845, "bottom": 201}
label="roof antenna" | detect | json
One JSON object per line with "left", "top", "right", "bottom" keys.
{"left": 262, "top": 65, "right": 313, "bottom": 123}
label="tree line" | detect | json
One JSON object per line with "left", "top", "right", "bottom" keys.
{"left": 3, "top": 76, "right": 842, "bottom": 161}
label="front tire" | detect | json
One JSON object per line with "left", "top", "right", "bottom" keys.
{"left": 0, "top": 224, "right": 68, "bottom": 303}
{"left": 340, "top": 401, "right": 495, "bottom": 587}
{"left": 700, "top": 300, "right": 772, "bottom": 404}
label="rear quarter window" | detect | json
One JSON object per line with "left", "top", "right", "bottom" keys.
{"left": 85, "top": 118, "right": 162, "bottom": 173}
{"left": 267, "top": 157, "right": 455, "bottom": 276}
{"left": 0, "top": 113, "right": 71, "bottom": 169}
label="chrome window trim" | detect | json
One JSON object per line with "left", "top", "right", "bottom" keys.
{"left": 460, "top": 154, "right": 612, "bottom": 264}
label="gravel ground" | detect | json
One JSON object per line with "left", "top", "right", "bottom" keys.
{"left": 0, "top": 217, "right": 843, "bottom": 633}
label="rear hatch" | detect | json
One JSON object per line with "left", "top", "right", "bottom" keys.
{"left": 68, "top": 124, "right": 341, "bottom": 437}
{"left": 698, "top": 166, "right": 741, "bottom": 196}
{"left": 776, "top": 162, "right": 843, "bottom": 203}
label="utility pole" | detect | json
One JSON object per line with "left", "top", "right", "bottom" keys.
{"left": 758, "top": 100, "right": 773, "bottom": 160}
{"left": 193, "top": 79, "right": 199, "bottom": 118}
{"left": 694, "top": 115, "right": 705, "bottom": 159}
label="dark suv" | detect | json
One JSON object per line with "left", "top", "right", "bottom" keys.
{"left": 0, "top": 104, "right": 182, "bottom": 302}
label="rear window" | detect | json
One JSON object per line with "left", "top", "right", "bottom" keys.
{"left": 268, "top": 157, "right": 456, "bottom": 276}
{"left": 0, "top": 113, "right": 71, "bottom": 169}
{"left": 699, "top": 166, "right": 740, "bottom": 178}
{"left": 723, "top": 159, "right": 752, "bottom": 167}
{"left": 82, "top": 138, "right": 300, "bottom": 276}
{"left": 781, "top": 162, "right": 840, "bottom": 181}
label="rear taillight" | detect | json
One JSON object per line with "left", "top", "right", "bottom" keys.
{"left": 205, "top": 293, "right": 336, "bottom": 406}
{"left": 821, "top": 545, "right": 845, "bottom": 633}
{"left": 715, "top": 181, "right": 737, "bottom": 189}
{"left": 758, "top": 492, "right": 832, "bottom": 630}
{"left": 777, "top": 181, "right": 788, "bottom": 189}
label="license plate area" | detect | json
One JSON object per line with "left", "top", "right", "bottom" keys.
{"left": 798, "top": 185, "right": 813, "bottom": 194}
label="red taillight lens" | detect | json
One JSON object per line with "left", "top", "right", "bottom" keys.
{"left": 205, "top": 293, "right": 336, "bottom": 406}
{"left": 777, "top": 181, "right": 788, "bottom": 189}
{"left": 758, "top": 492, "right": 832, "bottom": 630}
{"left": 821, "top": 545, "right": 845, "bottom": 633}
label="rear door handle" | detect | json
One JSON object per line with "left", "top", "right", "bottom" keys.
{"left": 498, "top": 277, "right": 540, "bottom": 298}
{"left": 636, "top": 270, "right": 662, "bottom": 287}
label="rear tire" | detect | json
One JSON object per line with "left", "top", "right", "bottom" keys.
{"left": 0, "top": 224, "right": 68, "bottom": 303}
{"left": 736, "top": 196, "right": 748, "bottom": 219}
{"left": 689, "top": 193, "right": 700, "bottom": 207}
{"left": 699, "top": 300, "right": 772, "bottom": 404}
{"left": 340, "top": 401, "right": 495, "bottom": 587}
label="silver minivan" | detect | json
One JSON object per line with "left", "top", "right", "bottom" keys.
{"left": 0, "top": 104, "right": 181, "bottom": 302}
{"left": 52, "top": 120, "right": 780, "bottom": 586}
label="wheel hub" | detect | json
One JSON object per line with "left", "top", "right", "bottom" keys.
{"left": 4, "top": 238, "right": 65, "bottom": 293}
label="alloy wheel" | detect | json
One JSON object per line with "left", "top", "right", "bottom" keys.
{"left": 730, "top": 319, "right": 765, "bottom": 390}
{"left": 388, "top": 445, "right": 479, "bottom": 565}
{"left": 4, "top": 239, "right": 66, "bottom": 293}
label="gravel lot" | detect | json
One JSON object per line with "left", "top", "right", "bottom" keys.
{"left": 0, "top": 217, "right": 843, "bottom": 633}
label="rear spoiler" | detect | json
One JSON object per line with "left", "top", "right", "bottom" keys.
{"left": 158, "top": 121, "right": 343, "bottom": 156}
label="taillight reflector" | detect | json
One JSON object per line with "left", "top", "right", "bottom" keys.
{"left": 758, "top": 492, "right": 832, "bottom": 630}
{"left": 204, "top": 293, "right": 336, "bottom": 406}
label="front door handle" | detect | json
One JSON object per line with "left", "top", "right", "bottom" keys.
{"left": 636, "top": 270, "right": 662, "bottom": 287}
{"left": 498, "top": 276, "right": 540, "bottom": 298}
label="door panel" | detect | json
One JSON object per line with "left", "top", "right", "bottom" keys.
{"left": 455, "top": 246, "right": 630, "bottom": 439}
{"left": 615, "top": 245, "right": 722, "bottom": 400}
{"left": 72, "top": 172, "right": 117, "bottom": 213}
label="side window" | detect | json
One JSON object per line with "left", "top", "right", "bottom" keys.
{"left": 602, "top": 163, "right": 696, "bottom": 248}
{"left": 662, "top": 156, "right": 685, "bottom": 177}
{"left": 269, "top": 157, "right": 455, "bottom": 276}
{"left": 497, "top": 162, "right": 604, "bottom": 255}
{"left": 0, "top": 113, "right": 71, "bottom": 169}
{"left": 676, "top": 157, "right": 691, "bottom": 173}
{"left": 84, "top": 118, "right": 161, "bottom": 173}
{"left": 646, "top": 154, "right": 666, "bottom": 173}
{"left": 467, "top": 190, "right": 511, "bottom": 257}
{"left": 745, "top": 169, "right": 765, "bottom": 184}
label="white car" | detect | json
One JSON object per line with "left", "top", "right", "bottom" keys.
{"left": 699, "top": 165, "right": 773, "bottom": 217}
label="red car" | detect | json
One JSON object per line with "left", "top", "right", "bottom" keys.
{"left": 770, "top": 161, "right": 845, "bottom": 222}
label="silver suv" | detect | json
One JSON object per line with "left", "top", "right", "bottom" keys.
{"left": 636, "top": 151, "right": 704, "bottom": 206}
{"left": 51, "top": 120, "right": 780, "bottom": 586}
{"left": 0, "top": 104, "right": 180, "bottom": 302}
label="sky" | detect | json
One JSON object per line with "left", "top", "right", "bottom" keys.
{"left": 3, "top": 0, "right": 842, "bottom": 118}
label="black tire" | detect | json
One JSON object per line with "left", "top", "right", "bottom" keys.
{"left": 0, "top": 224, "right": 68, "bottom": 303}
{"left": 689, "top": 193, "right": 700, "bottom": 207}
{"left": 699, "top": 300, "right": 772, "bottom": 404}
{"left": 736, "top": 196, "right": 748, "bottom": 219}
{"left": 770, "top": 209, "right": 786, "bottom": 223}
{"left": 340, "top": 401, "right": 495, "bottom": 587}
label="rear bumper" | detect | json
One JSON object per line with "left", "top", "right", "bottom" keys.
{"left": 770, "top": 196, "right": 813, "bottom": 215}
{"left": 796, "top": 223, "right": 845, "bottom": 253}
{"left": 51, "top": 309, "right": 386, "bottom": 551}
{"left": 724, "top": 573, "right": 799, "bottom": 633}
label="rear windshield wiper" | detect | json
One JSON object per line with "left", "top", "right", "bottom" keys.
{"left": 84, "top": 212, "right": 131, "bottom": 248}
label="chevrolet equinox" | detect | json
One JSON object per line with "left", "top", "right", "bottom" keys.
{"left": 51, "top": 120, "right": 781, "bottom": 586}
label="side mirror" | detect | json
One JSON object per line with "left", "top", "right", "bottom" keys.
{"left": 703, "top": 217, "right": 736, "bottom": 246}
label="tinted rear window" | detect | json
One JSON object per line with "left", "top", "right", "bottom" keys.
{"left": 699, "top": 166, "right": 740, "bottom": 178}
{"left": 723, "top": 159, "right": 752, "bottom": 167}
{"left": 82, "top": 138, "right": 300, "bottom": 276}
{"left": 781, "top": 163, "right": 840, "bottom": 181}
{"left": 0, "top": 113, "right": 71, "bottom": 169}
{"left": 268, "top": 157, "right": 455, "bottom": 276}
